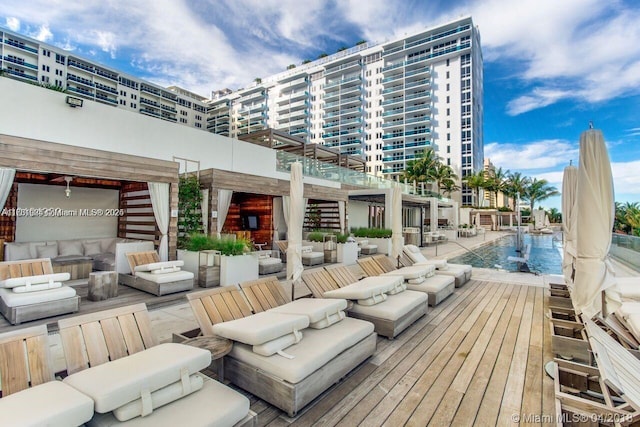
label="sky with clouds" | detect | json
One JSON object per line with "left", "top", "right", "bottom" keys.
{"left": 2, "top": 0, "right": 639, "bottom": 210}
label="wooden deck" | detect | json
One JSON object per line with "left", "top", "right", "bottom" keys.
{"left": 240, "top": 279, "right": 556, "bottom": 426}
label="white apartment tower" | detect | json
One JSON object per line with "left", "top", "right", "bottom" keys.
{"left": 208, "top": 16, "right": 483, "bottom": 205}
{"left": 0, "top": 28, "right": 208, "bottom": 129}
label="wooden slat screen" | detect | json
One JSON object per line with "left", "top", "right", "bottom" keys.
{"left": 118, "top": 182, "right": 160, "bottom": 248}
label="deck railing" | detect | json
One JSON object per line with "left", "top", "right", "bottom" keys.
{"left": 610, "top": 233, "right": 640, "bottom": 272}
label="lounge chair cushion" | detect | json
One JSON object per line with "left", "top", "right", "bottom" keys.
{"left": 87, "top": 376, "right": 250, "bottom": 427}
{"left": 63, "top": 343, "right": 211, "bottom": 413}
{"left": 322, "top": 276, "right": 403, "bottom": 301}
{"left": 0, "top": 272, "right": 70, "bottom": 288}
{"left": 268, "top": 298, "right": 348, "bottom": 326}
{"left": 211, "top": 312, "right": 309, "bottom": 346}
{"left": 0, "top": 286, "right": 76, "bottom": 307}
{"left": 404, "top": 245, "right": 449, "bottom": 270}
{"left": 616, "top": 277, "right": 640, "bottom": 299}
{"left": 617, "top": 302, "right": 640, "bottom": 338}
{"left": 253, "top": 331, "right": 303, "bottom": 356}
{"left": 134, "top": 260, "right": 184, "bottom": 273}
{"left": 12, "top": 281, "right": 63, "bottom": 293}
{"left": 381, "top": 265, "right": 431, "bottom": 280}
{"left": 348, "top": 290, "right": 428, "bottom": 320}
{"left": 387, "top": 282, "right": 408, "bottom": 295}
{"left": 133, "top": 270, "right": 194, "bottom": 284}
{"left": 407, "top": 274, "right": 455, "bottom": 293}
{"left": 0, "top": 380, "right": 94, "bottom": 427}
{"left": 229, "top": 317, "right": 374, "bottom": 384}
{"left": 309, "top": 311, "right": 346, "bottom": 329}
{"left": 113, "top": 373, "right": 204, "bottom": 421}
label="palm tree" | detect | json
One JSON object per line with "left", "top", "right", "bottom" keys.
{"left": 625, "top": 204, "right": 640, "bottom": 236}
{"left": 547, "top": 207, "right": 562, "bottom": 223}
{"left": 491, "top": 167, "right": 509, "bottom": 208}
{"left": 503, "top": 172, "right": 530, "bottom": 210}
{"left": 463, "top": 171, "right": 485, "bottom": 207}
{"left": 431, "top": 163, "right": 458, "bottom": 196}
{"left": 402, "top": 148, "right": 440, "bottom": 189}
{"left": 441, "top": 178, "right": 460, "bottom": 198}
{"left": 524, "top": 178, "right": 559, "bottom": 213}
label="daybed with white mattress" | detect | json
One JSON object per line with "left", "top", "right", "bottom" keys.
{"left": 0, "top": 258, "right": 79, "bottom": 324}
{"left": 58, "top": 303, "right": 253, "bottom": 427}
{"left": 120, "top": 251, "right": 194, "bottom": 296}
{"left": 403, "top": 244, "right": 472, "bottom": 287}
{"left": 303, "top": 267, "right": 428, "bottom": 338}
{"left": 187, "top": 285, "right": 377, "bottom": 417}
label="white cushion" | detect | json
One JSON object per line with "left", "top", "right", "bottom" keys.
{"left": 113, "top": 373, "right": 204, "bottom": 421}
{"left": 211, "top": 312, "right": 309, "bottom": 346}
{"left": 322, "top": 276, "right": 402, "bottom": 300}
{"left": 407, "top": 274, "right": 455, "bottom": 293}
{"left": 35, "top": 243, "right": 58, "bottom": 259}
{"left": 617, "top": 302, "right": 640, "bottom": 319}
{"left": 83, "top": 241, "right": 103, "bottom": 256}
{"left": 348, "top": 290, "right": 428, "bottom": 320}
{"left": 0, "top": 286, "right": 76, "bottom": 307}
{"left": 229, "top": 317, "right": 374, "bottom": 383}
{"left": 387, "top": 282, "right": 408, "bottom": 294}
{"left": 63, "top": 343, "right": 211, "bottom": 413}
{"left": 627, "top": 314, "right": 640, "bottom": 339}
{"left": 134, "top": 270, "right": 194, "bottom": 284}
{"left": 381, "top": 265, "right": 430, "bottom": 280}
{"left": 0, "top": 380, "right": 94, "bottom": 427}
{"left": 448, "top": 263, "right": 472, "bottom": 274}
{"left": 0, "top": 272, "right": 70, "bottom": 288}
{"left": 134, "top": 261, "right": 185, "bottom": 272}
{"left": 59, "top": 240, "right": 84, "bottom": 257}
{"left": 616, "top": 277, "right": 640, "bottom": 299}
{"left": 12, "top": 281, "right": 63, "bottom": 293}
{"left": 4, "top": 242, "right": 32, "bottom": 261}
{"left": 268, "top": 298, "right": 348, "bottom": 324}
{"left": 435, "top": 268, "right": 465, "bottom": 281}
{"left": 357, "top": 293, "right": 388, "bottom": 306}
{"left": 101, "top": 238, "right": 118, "bottom": 254}
{"left": 404, "top": 244, "right": 421, "bottom": 254}
{"left": 253, "top": 331, "right": 302, "bottom": 356}
{"left": 87, "top": 376, "right": 250, "bottom": 427}
{"left": 258, "top": 257, "right": 282, "bottom": 266}
{"left": 310, "top": 311, "right": 346, "bottom": 329}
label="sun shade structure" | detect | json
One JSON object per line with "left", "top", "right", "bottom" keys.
{"left": 561, "top": 165, "right": 578, "bottom": 285}
{"left": 287, "top": 162, "right": 304, "bottom": 300}
{"left": 391, "top": 184, "right": 403, "bottom": 262}
{"left": 573, "top": 129, "right": 616, "bottom": 318}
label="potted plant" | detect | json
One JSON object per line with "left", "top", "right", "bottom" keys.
{"left": 335, "top": 233, "right": 358, "bottom": 265}
{"left": 304, "top": 231, "right": 326, "bottom": 253}
{"left": 352, "top": 228, "right": 393, "bottom": 255}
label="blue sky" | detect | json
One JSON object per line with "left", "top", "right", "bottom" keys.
{"left": 2, "top": 0, "right": 640, "bottom": 211}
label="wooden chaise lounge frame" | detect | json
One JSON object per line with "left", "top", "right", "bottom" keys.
{"left": 302, "top": 266, "right": 425, "bottom": 339}
{"left": 553, "top": 319, "right": 640, "bottom": 424}
{"left": 186, "top": 283, "right": 376, "bottom": 417}
{"left": 0, "top": 324, "right": 55, "bottom": 397}
{"left": 120, "top": 251, "right": 193, "bottom": 296}
{"left": 0, "top": 258, "right": 79, "bottom": 324}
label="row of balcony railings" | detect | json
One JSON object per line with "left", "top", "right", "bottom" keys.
{"left": 610, "top": 234, "right": 640, "bottom": 272}
{"left": 382, "top": 24, "right": 472, "bottom": 57}
{"left": 382, "top": 41, "right": 472, "bottom": 73}
{"left": 275, "top": 150, "right": 448, "bottom": 201}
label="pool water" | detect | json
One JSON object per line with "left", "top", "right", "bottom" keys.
{"left": 448, "top": 234, "right": 563, "bottom": 274}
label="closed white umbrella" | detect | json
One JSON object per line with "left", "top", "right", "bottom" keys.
{"left": 391, "top": 184, "right": 403, "bottom": 262}
{"left": 287, "top": 162, "right": 304, "bottom": 300}
{"left": 561, "top": 165, "right": 578, "bottom": 285}
{"left": 573, "top": 129, "right": 616, "bottom": 318}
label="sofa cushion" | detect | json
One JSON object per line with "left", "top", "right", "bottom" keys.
{"left": 86, "top": 376, "right": 250, "bottom": 427}
{"left": 35, "top": 243, "right": 58, "bottom": 259}
{"left": 0, "top": 286, "right": 76, "bottom": 307}
{"left": 58, "top": 240, "right": 84, "bottom": 257}
{"left": 63, "top": 343, "right": 211, "bottom": 413}
{"left": 268, "top": 298, "right": 348, "bottom": 324}
{"left": 5, "top": 242, "right": 32, "bottom": 261}
{"left": 0, "top": 272, "right": 70, "bottom": 289}
{"left": 0, "top": 380, "right": 94, "bottom": 427}
{"left": 322, "top": 276, "right": 402, "bottom": 301}
{"left": 53, "top": 254, "right": 93, "bottom": 263}
{"left": 113, "top": 373, "right": 204, "bottom": 421}
{"left": 229, "top": 317, "right": 374, "bottom": 384}
{"left": 211, "top": 312, "right": 309, "bottom": 346}
{"left": 100, "top": 238, "right": 118, "bottom": 254}
{"left": 83, "top": 241, "right": 103, "bottom": 256}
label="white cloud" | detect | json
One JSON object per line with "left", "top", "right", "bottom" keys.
{"left": 612, "top": 160, "right": 640, "bottom": 195}
{"left": 5, "top": 16, "right": 19, "bottom": 31}
{"left": 94, "top": 31, "right": 117, "bottom": 58}
{"left": 32, "top": 24, "right": 52, "bottom": 42}
{"left": 484, "top": 140, "right": 578, "bottom": 170}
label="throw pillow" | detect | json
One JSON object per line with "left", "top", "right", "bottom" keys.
{"left": 58, "top": 240, "right": 84, "bottom": 256}
{"left": 35, "top": 243, "right": 58, "bottom": 259}
{"left": 83, "top": 241, "right": 103, "bottom": 256}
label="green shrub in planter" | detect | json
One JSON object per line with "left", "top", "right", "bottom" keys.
{"left": 307, "top": 232, "right": 325, "bottom": 242}
{"left": 351, "top": 227, "right": 392, "bottom": 238}
{"left": 183, "top": 233, "right": 251, "bottom": 256}
{"left": 336, "top": 233, "right": 349, "bottom": 244}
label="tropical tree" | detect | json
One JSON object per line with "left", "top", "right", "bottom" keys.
{"left": 615, "top": 202, "right": 637, "bottom": 234}
{"left": 626, "top": 204, "right": 640, "bottom": 236}
{"left": 524, "top": 178, "right": 559, "bottom": 213}
{"left": 546, "top": 207, "right": 562, "bottom": 223}
{"left": 463, "top": 170, "right": 485, "bottom": 207}
{"left": 503, "top": 172, "right": 530, "bottom": 211}
{"left": 402, "top": 148, "right": 440, "bottom": 188}
{"left": 441, "top": 178, "right": 461, "bottom": 198}
{"left": 431, "top": 163, "right": 458, "bottom": 196}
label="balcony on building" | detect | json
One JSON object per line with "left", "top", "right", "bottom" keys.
{"left": 3, "top": 55, "right": 37, "bottom": 70}
{"left": 3, "top": 37, "right": 38, "bottom": 54}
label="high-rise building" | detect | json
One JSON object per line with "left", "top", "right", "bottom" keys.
{"left": 209, "top": 16, "right": 483, "bottom": 205}
{"left": 0, "top": 28, "right": 208, "bottom": 129}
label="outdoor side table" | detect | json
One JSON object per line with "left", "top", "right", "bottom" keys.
{"left": 181, "top": 336, "right": 233, "bottom": 381}
{"left": 88, "top": 271, "right": 118, "bottom": 301}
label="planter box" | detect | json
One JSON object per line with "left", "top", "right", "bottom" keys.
{"left": 219, "top": 253, "right": 259, "bottom": 286}
{"left": 302, "top": 240, "right": 325, "bottom": 253}
{"left": 337, "top": 242, "right": 358, "bottom": 265}
{"left": 177, "top": 249, "right": 200, "bottom": 281}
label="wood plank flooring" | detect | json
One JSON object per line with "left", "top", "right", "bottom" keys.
{"left": 243, "top": 279, "right": 555, "bottom": 426}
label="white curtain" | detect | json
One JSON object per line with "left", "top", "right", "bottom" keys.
{"left": 0, "top": 168, "right": 15, "bottom": 210}
{"left": 282, "top": 195, "right": 290, "bottom": 227}
{"left": 272, "top": 197, "right": 286, "bottom": 242}
{"left": 201, "top": 189, "right": 209, "bottom": 235}
{"left": 148, "top": 182, "right": 170, "bottom": 261}
{"left": 217, "top": 189, "right": 233, "bottom": 237}
{"left": 338, "top": 201, "right": 346, "bottom": 234}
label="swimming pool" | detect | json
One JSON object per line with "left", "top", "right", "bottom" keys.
{"left": 448, "top": 234, "right": 563, "bottom": 274}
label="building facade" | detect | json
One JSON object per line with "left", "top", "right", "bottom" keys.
{"left": 0, "top": 28, "right": 208, "bottom": 130}
{"left": 208, "top": 16, "right": 483, "bottom": 205}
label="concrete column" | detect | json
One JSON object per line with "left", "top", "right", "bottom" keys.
{"left": 384, "top": 188, "right": 393, "bottom": 229}
{"left": 428, "top": 197, "right": 438, "bottom": 232}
